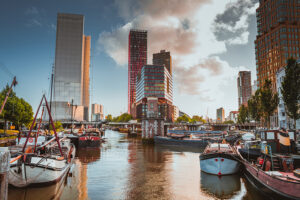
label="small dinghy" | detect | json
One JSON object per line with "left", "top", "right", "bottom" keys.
{"left": 200, "top": 143, "right": 240, "bottom": 176}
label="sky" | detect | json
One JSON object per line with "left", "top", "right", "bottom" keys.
{"left": 0, "top": 0, "right": 259, "bottom": 119}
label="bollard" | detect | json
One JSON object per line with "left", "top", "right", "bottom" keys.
{"left": 0, "top": 147, "right": 10, "bottom": 200}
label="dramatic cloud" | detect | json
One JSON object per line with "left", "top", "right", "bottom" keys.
{"left": 213, "top": 0, "right": 258, "bottom": 45}
{"left": 97, "top": 0, "right": 256, "bottom": 116}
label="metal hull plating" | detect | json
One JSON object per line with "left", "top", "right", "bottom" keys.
{"left": 200, "top": 154, "right": 240, "bottom": 175}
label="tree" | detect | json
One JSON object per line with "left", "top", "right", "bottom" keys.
{"left": 223, "top": 120, "right": 234, "bottom": 124}
{"left": 0, "top": 85, "right": 33, "bottom": 131}
{"left": 191, "top": 115, "right": 206, "bottom": 123}
{"left": 106, "top": 114, "right": 113, "bottom": 122}
{"left": 176, "top": 114, "right": 191, "bottom": 123}
{"left": 238, "top": 105, "right": 249, "bottom": 124}
{"left": 248, "top": 89, "right": 262, "bottom": 124}
{"left": 260, "top": 79, "right": 279, "bottom": 129}
{"left": 111, "top": 113, "right": 132, "bottom": 122}
{"left": 281, "top": 58, "right": 300, "bottom": 129}
{"left": 50, "top": 121, "right": 62, "bottom": 131}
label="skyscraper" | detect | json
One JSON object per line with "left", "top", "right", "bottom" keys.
{"left": 237, "top": 71, "right": 252, "bottom": 108}
{"left": 52, "top": 13, "right": 90, "bottom": 121}
{"left": 255, "top": 0, "right": 300, "bottom": 90}
{"left": 216, "top": 107, "right": 225, "bottom": 123}
{"left": 128, "top": 29, "right": 147, "bottom": 114}
{"left": 153, "top": 50, "right": 172, "bottom": 74}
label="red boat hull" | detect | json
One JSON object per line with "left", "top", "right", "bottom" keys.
{"left": 243, "top": 161, "right": 300, "bottom": 199}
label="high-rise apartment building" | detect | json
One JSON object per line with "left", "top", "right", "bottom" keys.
{"left": 216, "top": 107, "right": 225, "bottom": 123}
{"left": 128, "top": 29, "right": 147, "bottom": 114}
{"left": 52, "top": 13, "right": 90, "bottom": 121}
{"left": 255, "top": 0, "right": 300, "bottom": 90}
{"left": 237, "top": 71, "right": 252, "bottom": 107}
{"left": 153, "top": 50, "right": 172, "bottom": 74}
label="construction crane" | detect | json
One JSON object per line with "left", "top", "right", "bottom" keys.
{"left": 0, "top": 63, "right": 17, "bottom": 115}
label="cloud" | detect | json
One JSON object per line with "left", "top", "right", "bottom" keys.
{"left": 97, "top": 0, "right": 256, "bottom": 116}
{"left": 213, "top": 0, "right": 258, "bottom": 45}
{"left": 25, "top": 6, "right": 39, "bottom": 15}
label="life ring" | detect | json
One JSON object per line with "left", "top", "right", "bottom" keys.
{"left": 29, "top": 138, "right": 33, "bottom": 143}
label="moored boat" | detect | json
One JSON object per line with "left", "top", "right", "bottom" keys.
{"left": 237, "top": 141, "right": 300, "bottom": 199}
{"left": 78, "top": 128, "right": 102, "bottom": 148}
{"left": 200, "top": 143, "right": 240, "bottom": 176}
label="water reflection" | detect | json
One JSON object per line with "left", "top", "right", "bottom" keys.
{"left": 8, "top": 130, "right": 268, "bottom": 200}
{"left": 200, "top": 172, "right": 241, "bottom": 199}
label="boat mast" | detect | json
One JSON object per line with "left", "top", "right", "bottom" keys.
{"left": 71, "top": 99, "right": 74, "bottom": 133}
{"left": 49, "top": 65, "right": 54, "bottom": 128}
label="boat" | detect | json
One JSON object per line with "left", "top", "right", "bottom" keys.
{"left": 237, "top": 141, "right": 300, "bottom": 199}
{"left": 154, "top": 130, "right": 227, "bottom": 147}
{"left": 9, "top": 136, "right": 76, "bottom": 188}
{"left": 78, "top": 128, "right": 102, "bottom": 148}
{"left": 200, "top": 143, "right": 240, "bottom": 175}
{"left": 8, "top": 95, "right": 76, "bottom": 188}
{"left": 238, "top": 140, "right": 262, "bottom": 161}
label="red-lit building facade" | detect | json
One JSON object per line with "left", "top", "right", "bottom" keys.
{"left": 128, "top": 29, "right": 147, "bottom": 114}
{"left": 255, "top": 0, "right": 300, "bottom": 90}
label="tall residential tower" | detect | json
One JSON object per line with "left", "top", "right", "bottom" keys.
{"left": 128, "top": 29, "right": 147, "bottom": 114}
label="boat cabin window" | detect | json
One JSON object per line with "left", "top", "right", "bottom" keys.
{"left": 267, "top": 132, "right": 275, "bottom": 140}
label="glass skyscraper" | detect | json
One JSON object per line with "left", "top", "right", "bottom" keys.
{"left": 52, "top": 13, "right": 90, "bottom": 121}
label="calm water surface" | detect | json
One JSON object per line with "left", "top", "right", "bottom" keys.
{"left": 8, "top": 130, "right": 267, "bottom": 200}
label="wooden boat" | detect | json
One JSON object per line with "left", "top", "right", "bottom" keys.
{"left": 8, "top": 95, "right": 76, "bottom": 188}
{"left": 200, "top": 143, "right": 240, "bottom": 175}
{"left": 78, "top": 128, "right": 102, "bottom": 148}
{"left": 237, "top": 143, "right": 300, "bottom": 199}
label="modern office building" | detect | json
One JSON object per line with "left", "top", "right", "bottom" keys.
{"left": 134, "top": 64, "right": 174, "bottom": 122}
{"left": 276, "top": 67, "right": 300, "bottom": 129}
{"left": 136, "top": 65, "right": 173, "bottom": 103}
{"left": 216, "top": 107, "right": 225, "bottom": 123}
{"left": 255, "top": 0, "right": 300, "bottom": 90}
{"left": 128, "top": 29, "right": 147, "bottom": 114}
{"left": 228, "top": 111, "right": 239, "bottom": 123}
{"left": 237, "top": 71, "right": 252, "bottom": 108}
{"left": 153, "top": 50, "right": 172, "bottom": 74}
{"left": 52, "top": 13, "right": 90, "bottom": 121}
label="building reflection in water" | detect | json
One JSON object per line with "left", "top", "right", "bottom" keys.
{"left": 125, "top": 138, "right": 173, "bottom": 200}
{"left": 60, "top": 147, "right": 101, "bottom": 200}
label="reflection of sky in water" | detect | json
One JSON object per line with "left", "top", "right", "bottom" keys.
{"left": 9, "top": 130, "right": 266, "bottom": 200}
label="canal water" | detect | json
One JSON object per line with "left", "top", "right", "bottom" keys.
{"left": 8, "top": 130, "right": 267, "bottom": 200}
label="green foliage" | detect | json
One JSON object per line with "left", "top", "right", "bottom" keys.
{"left": 112, "top": 113, "right": 132, "bottom": 122}
{"left": 223, "top": 120, "right": 234, "bottom": 124}
{"left": 176, "top": 114, "right": 191, "bottom": 123}
{"left": 281, "top": 58, "right": 300, "bottom": 129}
{"left": 247, "top": 89, "right": 262, "bottom": 123}
{"left": 260, "top": 79, "right": 279, "bottom": 128}
{"left": 0, "top": 85, "right": 33, "bottom": 130}
{"left": 50, "top": 121, "right": 63, "bottom": 131}
{"left": 191, "top": 115, "right": 206, "bottom": 123}
{"left": 106, "top": 114, "right": 113, "bottom": 122}
{"left": 238, "top": 105, "right": 249, "bottom": 124}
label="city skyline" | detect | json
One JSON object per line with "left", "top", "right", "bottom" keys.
{"left": 0, "top": 0, "right": 259, "bottom": 119}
